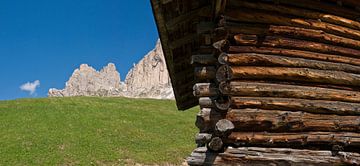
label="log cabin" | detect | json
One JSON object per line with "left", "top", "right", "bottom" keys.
{"left": 150, "top": 0, "right": 360, "bottom": 165}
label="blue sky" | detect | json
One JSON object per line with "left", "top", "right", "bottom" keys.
{"left": 0, "top": 0, "right": 159, "bottom": 100}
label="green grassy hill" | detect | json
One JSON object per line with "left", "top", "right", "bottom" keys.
{"left": 0, "top": 97, "right": 198, "bottom": 165}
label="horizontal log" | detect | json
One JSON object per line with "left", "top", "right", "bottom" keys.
{"left": 268, "top": 26, "right": 360, "bottom": 49}
{"left": 225, "top": 109, "right": 360, "bottom": 132}
{"left": 227, "top": 0, "right": 360, "bottom": 30}
{"left": 276, "top": 0, "right": 360, "bottom": 20}
{"left": 229, "top": 46, "right": 360, "bottom": 66}
{"left": 223, "top": 22, "right": 360, "bottom": 49}
{"left": 187, "top": 146, "right": 360, "bottom": 166}
{"left": 198, "top": 96, "right": 231, "bottom": 111}
{"left": 196, "top": 108, "right": 360, "bottom": 133}
{"left": 225, "top": 132, "right": 360, "bottom": 150}
{"left": 194, "top": 66, "right": 216, "bottom": 80}
{"left": 193, "top": 83, "right": 218, "bottom": 97}
{"left": 199, "top": 97, "right": 215, "bottom": 108}
{"left": 225, "top": 8, "right": 360, "bottom": 41}
{"left": 234, "top": 34, "right": 360, "bottom": 58}
{"left": 218, "top": 53, "right": 360, "bottom": 74}
{"left": 217, "top": 65, "right": 360, "bottom": 87}
{"left": 191, "top": 54, "right": 218, "bottom": 65}
{"left": 220, "top": 81, "right": 360, "bottom": 103}
{"left": 231, "top": 97, "right": 360, "bottom": 116}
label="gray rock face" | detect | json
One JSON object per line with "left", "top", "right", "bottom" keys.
{"left": 124, "top": 40, "right": 174, "bottom": 99}
{"left": 48, "top": 40, "right": 175, "bottom": 99}
{"left": 48, "top": 63, "right": 125, "bottom": 97}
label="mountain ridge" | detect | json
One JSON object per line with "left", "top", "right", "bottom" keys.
{"left": 48, "top": 40, "right": 175, "bottom": 99}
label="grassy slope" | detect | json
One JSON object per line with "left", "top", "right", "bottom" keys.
{"left": 0, "top": 97, "right": 198, "bottom": 165}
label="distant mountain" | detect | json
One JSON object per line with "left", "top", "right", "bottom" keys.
{"left": 48, "top": 40, "right": 175, "bottom": 99}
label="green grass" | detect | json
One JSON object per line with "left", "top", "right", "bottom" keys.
{"left": 0, "top": 97, "right": 198, "bottom": 165}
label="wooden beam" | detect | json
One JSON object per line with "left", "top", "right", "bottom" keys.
{"left": 225, "top": 132, "right": 360, "bottom": 150}
{"left": 193, "top": 83, "right": 218, "bottom": 97}
{"left": 217, "top": 66, "right": 360, "bottom": 87}
{"left": 228, "top": 46, "right": 360, "bottom": 66}
{"left": 225, "top": 8, "right": 360, "bottom": 41}
{"left": 220, "top": 81, "right": 360, "bottom": 103}
{"left": 223, "top": 24, "right": 360, "bottom": 49}
{"left": 227, "top": 0, "right": 360, "bottom": 30}
{"left": 226, "top": 108, "right": 360, "bottom": 132}
{"left": 187, "top": 146, "right": 360, "bottom": 165}
{"left": 219, "top": 53, "right": 360, "bottom": 74}
{"left": 230, "top": 97, "right": 360, "bottom": 116}
{"left": 234, "top": 34, "right": 360, "bottom": 58}
{"left": 276, "top": 0, "right": 360, "bottom": 20}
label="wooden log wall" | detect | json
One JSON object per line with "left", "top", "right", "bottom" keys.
{"left": 187, "top": 0, "right": 360, "bottom": 165}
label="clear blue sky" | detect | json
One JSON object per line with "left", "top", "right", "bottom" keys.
{"left": 0, "top": 0, "right": 159, "bottom": 100}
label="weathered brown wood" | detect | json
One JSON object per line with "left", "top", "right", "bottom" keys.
{"left": 225, "top": 132, "right": 360, "bottom": 149}
{"left": 229, "top": 46, "right": 360, "bottom": 66}
{"left": 227, "top": 0, "right": 360, "bottom": 30}
{"left": 217, "top": 65, "right": 360, "bottom": 87}
{"left": 194, "top": 66, "right": 216, "bottom": 80}
{"left": 187, "top": 147, "right": 360, "bottom": 166}
{"left": 191, "top": 54, "right": 217, "bottom": 65}
{"left": 268, "top": 26, "right": 360, "bottom": 49}
{"left": 276, "top": 0, "right": 360, "bottom": 20}
{"left": 226, "top": 109, "right": 360, "bottom": 132}
{"left": 196, "top": 108, "right": 360, "bottom": 133}
{"left": 214, "top": 96, "right": 231, "bottom": 112}
{"left": 219, "top": 53, "right": 360, "bottom": 74}
{"left": 199, "top": 97, "right": 215, "bottom": 108}
{"left": 225, "top": 8, "right": 360, "bottom": 41}
{"left": 234, "top": 34, "right": 360, "bottom": 58}
{"left": 231, "top": 97, "right": 360, "bottom": 116}
{"left": 208, "top": 137, "right": 223, "bottom": 152}
{"left": 220, "top": 81, "right": 360, "bottom": 103}
{"left": 212, "top": 39, "right": 229, "bottom": 52}
{"left": 195, "top": 133, "right": 212, "bottom": 146}
{"left": 223, "top": 23, "right": 360, "bottom": 49}
{"left": 198, "top": 96, "right": 231, "bottom": 111}
{"left": 193, "top": 83, "right": 218, "bottom": 97}
{"left": 195, "top": 108, "right": 225, "bottom": 133}
{"left": 215, "top": 119, "right": 234, "bottom": 137}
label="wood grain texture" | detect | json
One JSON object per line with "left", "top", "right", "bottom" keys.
{"left": 217, "top": 65, "right": 360, "bottom": 87}
{"left": 219, "top": 53, "right": 360, "bottom": 74}
{"left": 187, "top": 146, "right": 360, "bottom": 165}
{"left": 225, "top": 132, "right": 360, "bottom": 150}
{"left": 228, "top": 46, "right": 360, "bottom": 66}
{"left": 219, "top": 81, "right": 360, "bottom": 103}
{"left": 234, "top": 34, "right": 360, "bottom": 58}
{"left": 230, "top": 97, "right": 360, "bottom": 115}
{"left": 227, "top": 0, "right": 360, "bottom": 30}
{"left": 225, "top": 8, "right": 360, "bottom": 40}
{"left": 229, "top": 108, "right": 359, "bottom": 132}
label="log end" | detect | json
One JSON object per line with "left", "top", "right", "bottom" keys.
{"left": 214, "top": 96, "right": 231, "bottom": 112}
{"left": 213, "top": 39, "right": 230, "bottom": 52}
{"left": 218, "top": 53, "right": 228, "bottom": 65}
{"left": 216, "top": 65, "right": 230, "bottom": 82}
{"left": 215, "top": 119, "right": 235, "bottom": 137}
{"left": 208, "top": 137, "right": 224, "bottom": 152}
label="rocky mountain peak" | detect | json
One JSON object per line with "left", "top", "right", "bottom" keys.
{"left": 48, "top": 40, "right": 174, "bottom": 99}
